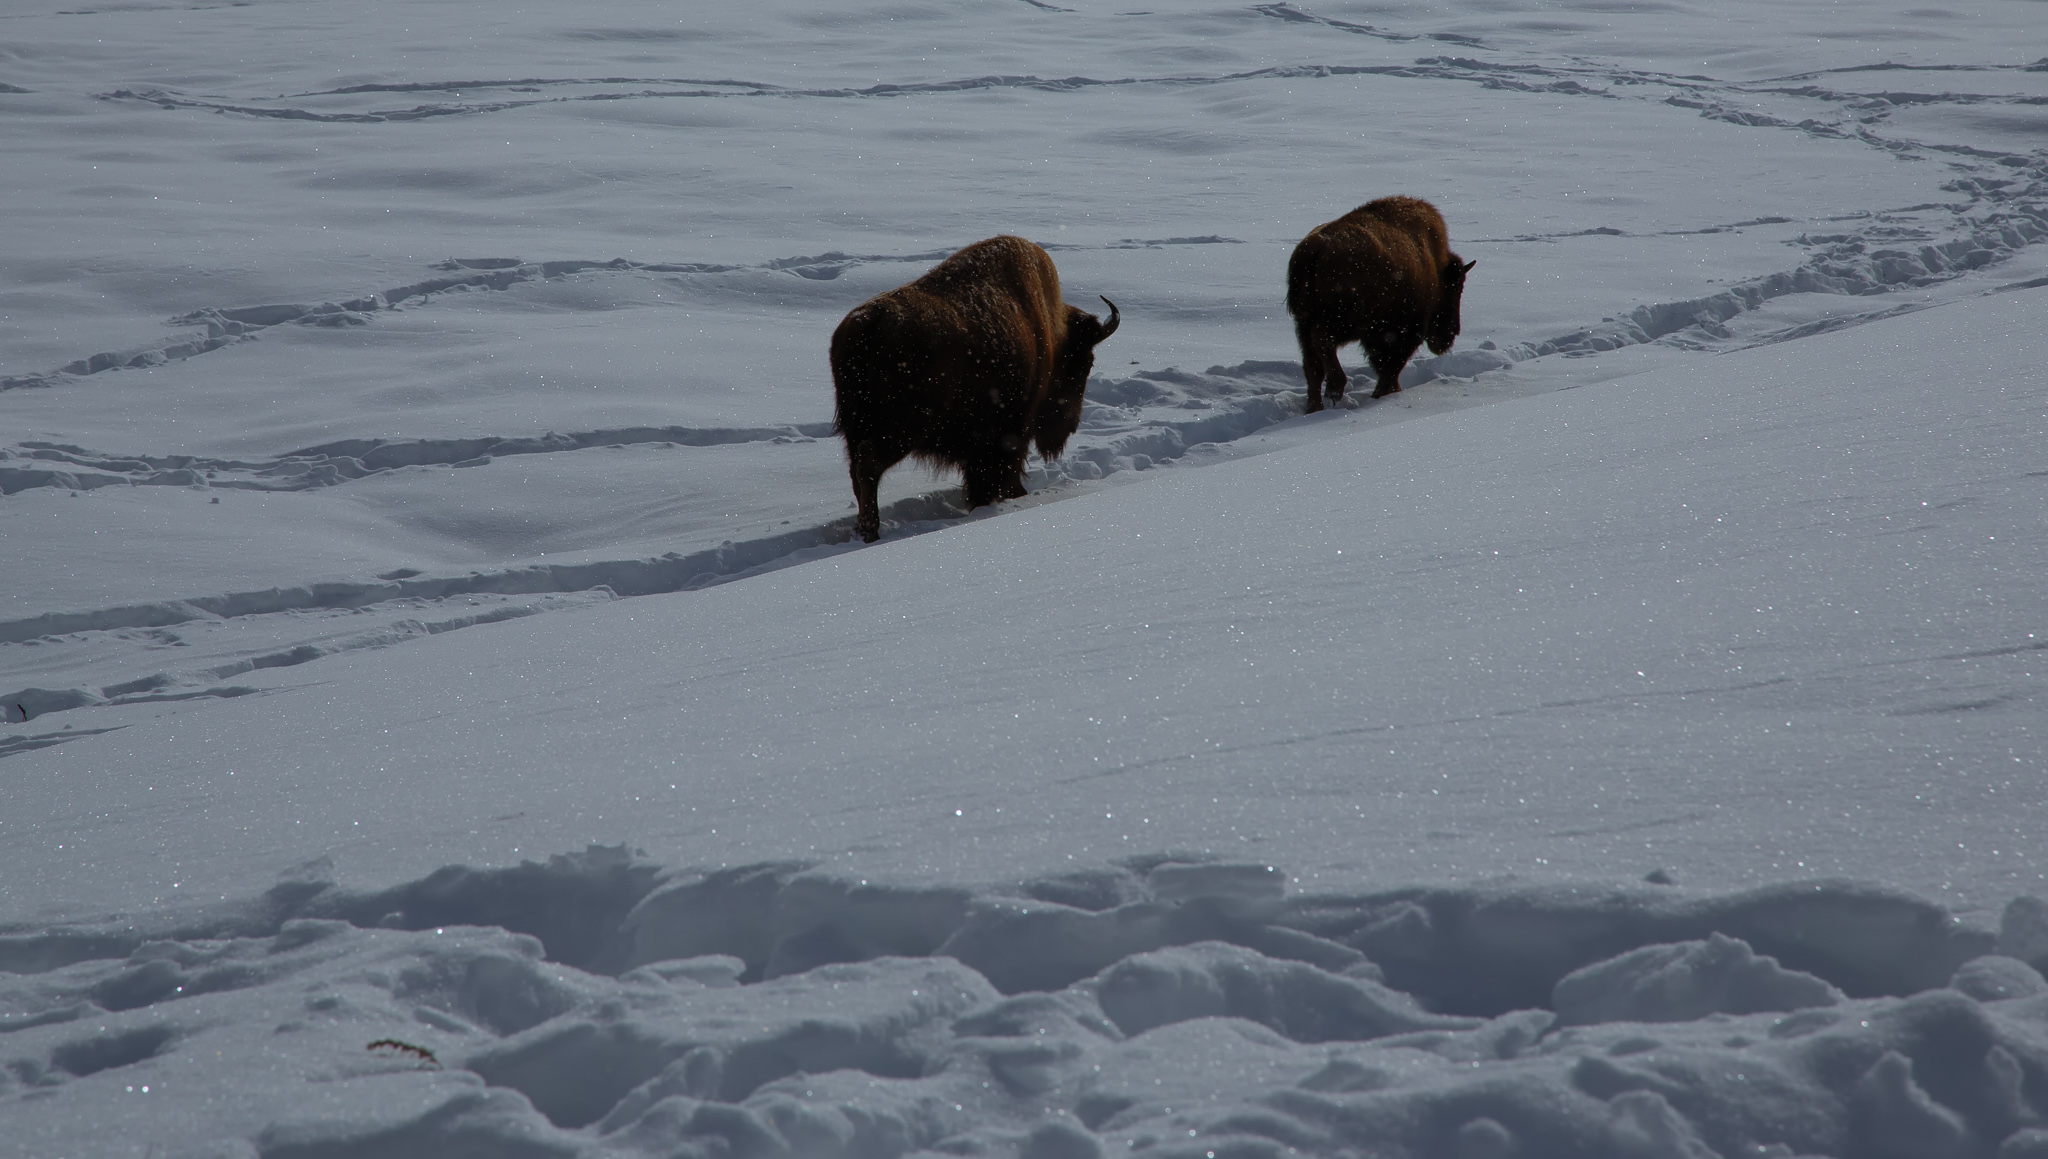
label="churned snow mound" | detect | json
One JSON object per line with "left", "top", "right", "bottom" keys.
{"left": 7, "top": 850, "right": 2048, "bottom": 1159}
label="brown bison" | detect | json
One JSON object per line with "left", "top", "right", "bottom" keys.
{"left": 831, "top": 235, "right": 1119, "bottom": 543}
{"left": 1286, "top": 196, "right": 1476, "bottom": 412}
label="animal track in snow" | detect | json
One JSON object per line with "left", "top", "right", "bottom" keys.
{"left": 0, "top": 724, "right": 125, "bottom": 759}
{"left": 0, "top": 362, "right": 1311, "bottom": 730}
{"left": 36, "top": 34, "right": 2047, "bottom": 396}
{"left": 50, "top": 43, "right": 2044, "bottom": 393}
{"left": 0, "top": 590, "right": 618, "bottom": 736}
{"left": 6, "top": 215, "right": 2043, "bottom": 731}
{"left": 93, "top": 49, "right": 2040, "bottom": 132}
{"left": 1252, "top": 2, "right": 1486, "bottom": 48}
{"left": 1481, "top": 200, "right": 2048, "bottom": 362}
{"left": 0, "top": 423, "right": 834, "bottom": 498}
{"left": 0, "top": 240, "right": 1244, "bottom": 393}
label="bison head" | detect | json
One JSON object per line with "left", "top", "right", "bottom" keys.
{"left": 1426, "top": 256, "right": 1477, "bottom": 356}
{"left": 1034, "top": 295, "right": 1121, "bottom": 460}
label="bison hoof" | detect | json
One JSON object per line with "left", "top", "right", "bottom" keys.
{"left": 1371, "top": 384, "right": 1401, "bottom": 399}
{"left": 856, "top": 522, "right": 880, "bottom": 543}
{"left": 1304, "top": 397, "right": 1324, "bottom": 414}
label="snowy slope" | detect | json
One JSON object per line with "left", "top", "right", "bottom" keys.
{"left": 4, "top": 1, "right": 2048, "bottom": 1156}
{"left": 8, "top": 284, "right": 2046, "bottom": 916}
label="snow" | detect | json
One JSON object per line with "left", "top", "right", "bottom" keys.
{"left": 1548, "top": 933, "right": 1845, "bottom": 1026}
{"left": 3, "top": 0, "right": 2047, "bottom": 1155}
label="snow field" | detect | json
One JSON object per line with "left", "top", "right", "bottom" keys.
{"left": 6, "top": 1, "right": 2048, "bottom": 1155}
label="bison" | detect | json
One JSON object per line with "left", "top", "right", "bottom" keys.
{"left": 831, "top": 235, "right": 1119, "bottom": 543}
{"left": 1286, "top": 196, "right": 1476, "bottom": 412}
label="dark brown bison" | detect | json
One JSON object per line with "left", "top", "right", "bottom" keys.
{"left": 1286, "top": 196, "right": 1476, "bottom": 412}
{"left": 831, "top": 235, "right": 1119, "bottom": 543}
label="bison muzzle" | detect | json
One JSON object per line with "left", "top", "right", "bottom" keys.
{"left": 831, "top": 235, "right": 1119, "bottom": 543}
{"left": 1287, "top": 196, "right": 1476, "bottom": 412}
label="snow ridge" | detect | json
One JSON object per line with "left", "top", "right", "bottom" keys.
{"left": 6, "top": 849, "right": 2046, "bottom": 1159}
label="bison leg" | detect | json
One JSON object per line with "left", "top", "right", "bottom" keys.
{"left": 961, "top": 464, "right": 1000, "bottom": 510}
{"left": 1368, "top": 336, "right": 1421, "bottom": 399}
{"left": 961, "top": 458, "right": 1010, "bottom": 510}
{"left": 960, "top": 442, "right": 996, "bottom": 510}
{"left": 994, "top": 433, "right": 1030, "bottom": 502}
{"left": 1297, "top": 327, "right": 1344, "bottom": 414}
{"left": 1322, "top": 348, "right": 1349, "bottom": 404}
{"left": 960, "top": 435, "right": 1030, "bottom": 510}
{"left": 849, "top": 438, "right": 903, "bottom": 543}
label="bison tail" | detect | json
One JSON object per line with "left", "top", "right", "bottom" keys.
{"left": 1290, "top": 311, "right": 1315, "bottom": 348}
{"left": 1285, "top": 244, "right": 1317, "bottom": 320}
{"left": 828, "top": 306, "right": 883, "bottom": 440}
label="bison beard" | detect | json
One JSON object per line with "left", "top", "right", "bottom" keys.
{"left": 831, "top": 235, "right": 1119, "bottom": 543}
{"left": 1287, "top": 196, "right": 1476, "bottom": 413}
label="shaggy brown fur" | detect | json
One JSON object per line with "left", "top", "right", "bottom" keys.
{"left": 831, "top": 235, "right": 1119, "bottom": 543}
{"left": 1286, "top": 197, "right": 1476, "bottom": 412}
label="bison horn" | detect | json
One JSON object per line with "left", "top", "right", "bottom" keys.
{"left": 1462, "top": 259, "right": 1477, "bottom": 273}
{"left": 1096, "top": 295, "right": 1121, "bottom": 342}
